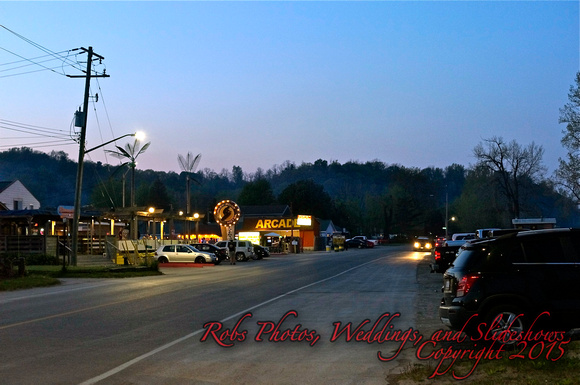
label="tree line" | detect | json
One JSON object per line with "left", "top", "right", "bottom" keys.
{"left": 1, "top": 72, "right": 580, "bottom": 238}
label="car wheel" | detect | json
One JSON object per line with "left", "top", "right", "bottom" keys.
{"left": 214, "top": 259, "right": 221, "bottom": 265}
{"left": 236, "top": 252, "right": 245, "bottom": 262}
{"left": 195, "top": 256, "right": 205, "bottom": 264}
{"left": 157, "top": 256, "right": 168, "bottom": 264}
{"left": 485, "top": 305, "right": 527, "bottom": 345}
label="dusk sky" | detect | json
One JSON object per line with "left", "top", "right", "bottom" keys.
{"left": 1, "top": 1, "right": 578, "bottom": 177}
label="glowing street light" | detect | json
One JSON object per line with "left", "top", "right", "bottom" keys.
{"left": 71, "top": 131, "right": 143, "bottom": 266}
{"left": 194, "top": 212, "right": 200, "bottom": 241}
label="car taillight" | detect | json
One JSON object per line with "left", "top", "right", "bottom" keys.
{"left": 456, "top": 275, "right": 480, "bottom": 297}
{"left": 434, "top": 250, "right": 441, "bottom": 261}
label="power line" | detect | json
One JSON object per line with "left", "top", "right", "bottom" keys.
{"left": 0, "top": 118, "right": 78, "bottom": 152}
{"left": 0, "top": 50, "right": 69, "bottom": 67}
{"left": 0, "top": 25, "right": 83, "bottom": 69}
{"left": 0, "top": 140, "right": 77, "bottom": 150}
{"left": 0, "top": 25, "right": 94, "bottom": 78}
{"left": 0, "top": 45, "right": 81, "bottom": 78}
{"left": 0, "top": 118, "right": 73, "bottom": 139}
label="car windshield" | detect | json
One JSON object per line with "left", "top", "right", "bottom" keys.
{"left": 186, "top": 245, "right": 200, "bottom": 252}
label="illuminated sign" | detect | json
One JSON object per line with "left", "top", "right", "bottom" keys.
{"left": 241, "top": 217, "right": 314, "bottom": 231}
{"left": 255, "top": 218, "right": 297, "bottom": 229}
{"left": 239, "top": 232, "right": 260, "bottom": 245}
{"left": 213, "top": 200, "right": 241, "bottom": 227}
{"left": 296, "top": 215, "right": 312, "bottom": 226}
{"left": 256, "top": 219, "right": 295, "bottom": 229}
{"left": 58, "top": 205, "right": 74, "bottom": 219}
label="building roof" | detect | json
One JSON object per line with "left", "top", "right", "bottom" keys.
{"left": 512, "top": 218, "right": 557, "bottom": 225}
{"left": 0, "top": 208, "right": 101, "bottom": 220}
{"left": 0, "top": 181, "right": 16, "bottom": 193}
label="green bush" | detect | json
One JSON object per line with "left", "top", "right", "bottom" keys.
{"left": 0, "top": 252, "right": 59, "bottom": 266}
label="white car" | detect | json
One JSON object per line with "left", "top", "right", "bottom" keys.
{"left": 154, "top": 244, "right": 217, "bottom": 264}
{"left": 215, "top": 240, "right": 255, "bottom": 261}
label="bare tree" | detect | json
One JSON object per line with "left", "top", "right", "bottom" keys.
{"left": 473, "top": 136, "right": 545, "bottom": 219}
{"left": 555, "top": 72, "right": 580, "bottom": 201}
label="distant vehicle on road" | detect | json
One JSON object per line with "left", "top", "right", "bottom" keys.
{"left": 413, "top": 236, "right": 433, "bottom": 251}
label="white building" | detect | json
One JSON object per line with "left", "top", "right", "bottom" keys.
{"left": 0, "top": 180, "right": 41, "bottom": 210}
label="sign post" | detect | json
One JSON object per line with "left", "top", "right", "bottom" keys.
{"left": 213, "top": 200, "right": 241, "bottom": 241}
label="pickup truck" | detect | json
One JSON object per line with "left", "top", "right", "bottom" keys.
{"left": 431, "top": 230, "right": 522, "bottom": 273}
{"left": 430, "top": 245, "right": 462, "bottom": 273}
{"left": 443, "top": 232, "right": 476, "bottom": 247}
{"left": 430, "top": 233, "right": 475, "bottom": 273}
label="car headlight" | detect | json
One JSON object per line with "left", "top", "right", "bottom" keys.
{"left": 425, "top": 243, "right": 432, "bottom": 249}
{"left": 414, "top": 242, "right": 420, "bottom": 248}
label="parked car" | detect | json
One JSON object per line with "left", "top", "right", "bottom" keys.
{"left": 352, "top": 235, "right": 379, "bottom": 246}
{"left": 439, "top": 229, "right": 580, "bottom": 343}
{"left": 154, "top": 244, "right": 216, "bottom": 264}
{"left": 444, "top": 232, "right": 476, "bottom": 247}
{"left": 433, "top": 236, "right": 446, "bottom": 248}
{"left": 192, "top": 243, "right": 226, "bottom": 265}
{"left": 215, "top": 240, "right": 256, "bottom": 261}
{"left": 430, "top": 244, "right": 462, "bottom": 273}
{"left": 253, "top": 244, "right": 270, "bottom": 259}
{"left": 345, "top": 238, "right": 368, "bottom": 249}
{"left": 413, "top": 236, "right": 433, "bottom": 251}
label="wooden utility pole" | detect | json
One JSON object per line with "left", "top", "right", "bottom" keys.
{"left": 68, "top": 47, "right": 109, "bottom": 266}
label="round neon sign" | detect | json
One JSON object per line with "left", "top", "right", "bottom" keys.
{"left": 214, "top": 200, "right": 241, "bottom": 227}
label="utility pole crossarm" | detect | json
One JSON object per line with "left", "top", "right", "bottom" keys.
{"left": 66, "top": 47, "right": 109, "bottom": 78}
{"left": 66, "top": 74, "right": 109, "bottom": 78}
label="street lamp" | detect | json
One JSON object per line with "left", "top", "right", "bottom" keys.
{"left": 179, "top": 211, "right": 185, "bottom": 239}
{"left": 148, "top": 207, "right": 155, "bottom": 236}
{"left": 70, "top": 131, "right": 142, "bottom": 266}
{"left": 445, "top": 191, "right": 449, "bottom": 239}
{"left": 194, "top": 212, "right": 200, "bottom": 241}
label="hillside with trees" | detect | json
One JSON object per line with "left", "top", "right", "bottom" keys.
{"left": 0, "top": 141, "right": 578, "bottom": 238}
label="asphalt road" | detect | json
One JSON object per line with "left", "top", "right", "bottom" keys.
{"left": 0, "top": 245, "right": 442, "bottom": 385}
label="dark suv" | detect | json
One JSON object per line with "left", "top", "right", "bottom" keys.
{"left": 192, "top": 243, "right": 227, "bottom": 264}
{"left": 439, "top": 228, "right": 580, "bottom": 341}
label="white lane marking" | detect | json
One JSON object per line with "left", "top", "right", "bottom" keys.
{"left": 78, "top": 255, "right": 396, "bottom": 384}
{"left": 0, "top": 280, "right": 119, "bottom": 305}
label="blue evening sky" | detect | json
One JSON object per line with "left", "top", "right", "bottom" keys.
{"left": 1, "top": 1, "right": 578, "bottom": 176}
